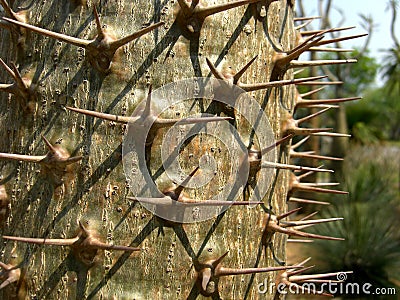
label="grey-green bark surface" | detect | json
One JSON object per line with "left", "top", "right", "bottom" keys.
{"left": 0, "top": 0, "right": 295, "bottom": 299}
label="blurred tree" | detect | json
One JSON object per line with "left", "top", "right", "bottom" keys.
{"left": 381, "top": 0, "right": 400, "bottom": 95}
{"left": 347, "top": 86, "right": 400, "bottom": 141}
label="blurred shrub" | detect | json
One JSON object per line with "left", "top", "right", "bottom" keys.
{"left": 307, "top": 145, "right": 400, "bottom": 298}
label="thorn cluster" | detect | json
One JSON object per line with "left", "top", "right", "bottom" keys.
{"left": 0, "top": 261, "right": 21, "bottom": 290}
{"left": 288, "top": 171, "right": 348, "bottom": 197}
{"left": 262, "top": 208, "right": 344, "bottom": 245}
{"left": 276, "top": 258, "right": 352, "bottom": 297}
{"left": 0, "top": 58, "right": 35, "bottom": 110}
{"left": 0, "top": 136, "right": 82, "bottom": 185}
{"left": 271, "top": 26, "right": 365, "bottom": 80}
{"left": 207, "top": 56, "right": 329, "bottom": 92}
{"left": 176, "top": 0, "right": 260, "bottom": 36}
{"left": 290, "top": 136, "right": 343, "bottom": 161}
{"left": 282, "top": 108, "right": 333, "bottom": 136}
{"left": 2, "top": 7, "right": 164, "bottom": 73}
{"left": 2, "top": 221, "right": 140, "bottom": 266}
{"left": 67, "top": 86, "right": 230, "bottom": 148}
{"left": 247, "top": 134, "right": 333, "bottom": 177}
{"left": 131, "top": 166, "right": 262, "bottom": 207}
{"left": 194, "top": 251, "right": 301, "bottom": 296}
{"left": 0, "top": 0, "right": 27, "bottom": 46}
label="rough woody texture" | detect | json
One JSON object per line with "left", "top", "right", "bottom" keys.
{"left": 0, "top": 0, "right": 296, "bottom": 299}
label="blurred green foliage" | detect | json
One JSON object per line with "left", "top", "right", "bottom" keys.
{"left": 306, "top": 146, "right": 400, "bottom": 298}
{"left": 341, "top": 49, "right": 380, "bottom": 96}
{"left": 381, "top": 46, "right": 400, "bottom": 96}
{"left": 346, "top": 85, "right": 400, "bottom": 142}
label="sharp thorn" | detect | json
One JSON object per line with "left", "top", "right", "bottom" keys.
{"left": 2, "top": 17, "right": 90, "bottom": 48}
{"left": 0, "top": 152, "right": 45, "bottom": 163}
{"left": 257, "top": 134, "right": 294, "bottom": 155}
{"left": 289, "top": 197, "right": 330, "bottom": 205}
{"left": 110, "top": 22, "right": 164, "bottom": 50}
{"left": 291, "top": 136, "right": 310, "bottom": 149}
{"left": 78, "top": 221, "right": 90, "bottom": 237}
{"left": 287, "top": 265, "right": 315, "bottom": 277}
{"left": 197, "top": 0, "right": 260, "bottom": 19}
{"left": 0, "top": 58, "right": 16, "bottom": 79}
{"left": 311, "top": 132, "right": 351, "bottom": 137}
{"left": 293, "top": 68, "right": 305, "bottom": 76}
{"left": 297, "top": 96, "right": 361, "bottom": 107}
{"left": 291, "top": 271, "right": 353, "bottom": 282}
{"left": 277, "top": 207, "right": 302, "bottom": 220}
{"left": 300, "top": 279, "right": 343, "bottom": 283}
{"left": 290, "top": 59, "right": 357, "bottom": 68}
{"left": 296, "top": 80, "right": 343, "bottom": 86}
{"left": 290, "top": 127, "right": 334, "bottom": 135}
{"left": 287, "top": 238, "right": 314, "bottom": 243}
{"left": 315, "top": 33, "right": 369, "bottom": 47}
{"left": 300, "top": 87, "right": 326, "bottom": 97}
{"left": 299, "top": 26, "right": 355, "bottom": 36}
{"left": 2, "top": 235, "right": 78, "bottom": 246}
{"left": 299, "top": 211, "right": 319, "bottom": 221}
{"left": 281, "top": 217, "right": 343, "bottom": 227}
{"left": 308, "top": 46, "right": 354, "bottom": 53}
{"left": 296, "top": 169, "right": 317, "bottom": 180}
{"left": 66, "top": 106, "right": 134, "bottom": 123}
{"left": 212, "top": 251, "right": 229, "bottom": 268}
{"left": 294, "top": 16, "right": 321, "bottom": 22}
{"left": 262, "top": 162, "right": 333, "bottom": 173}
{"left": 93, "top": 6, "right": 104, "bottom": 38}
{"left": 205, "top": 57, "right": 225, "bottom": 80}
{"left": 0, "top": 274, "right": 19, "bottom": 290}
{"left": 88, "top": 240, "right": 140, "bottom": 252}
{"left": 233, "top": 55, "right": 258, "bottom": 83}
{"left": 295, "top": 19, "right": 315, "bottom": 30}
{"left": 270, "top": 224, "right": 344, "bottom": 241}
{"left": 128, "top": 196, "right": 172, "bottom": 204}
{"left": 173, "top": 166, "right": 200, "bottom": 198}
{"left": 296, "top": 107, "right": 331, "bottom": 124}
{"left": 64, "top": 155, "right": 83, "bottom": 165}
{"left": 293, "top": 184, "right": 348, "bottom": 195}
{"left": 287, "top": 257, "right": 312, "bottom": 272}
{"left": 10, "top": 63, "right": 26, "bottom": 89}
{"left": 0, "top": 84, "right": 14, "bottom": 93}
{"left": 0, "top": 0, "right": 15, "bottom": 18}
{"left": 217, "top": 265, "right": 302, "bottom": 276}
{"left": 155, "top": 116, "right": 232, "bottom": 127}
{"left": 131, "top": 196, "right": 262, "bottom": 206}
{"left": 301, "top": 104, "right": 339, "bottom": 109}
{"left": 0, "top": 262, "right": 9, "bottom": 271}
{"left": 287, "top": 33, "right": 325, "bottom": 57}
{"left": 41, "top": 135, "right": 58, "bottom": 155}
{"left": 241, "top": 75, "right": 328, "bottom": 92}
{"left": 301, "top": 182, "right": 340, "bottom": 187}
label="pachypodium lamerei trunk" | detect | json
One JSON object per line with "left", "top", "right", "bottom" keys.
{"left": 0, "top": 0, "right": 363, "bottom": 299}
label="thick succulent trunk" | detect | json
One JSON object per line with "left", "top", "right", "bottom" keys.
{"left": 0, "top": 0, "right": 301, "bottom": 299}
